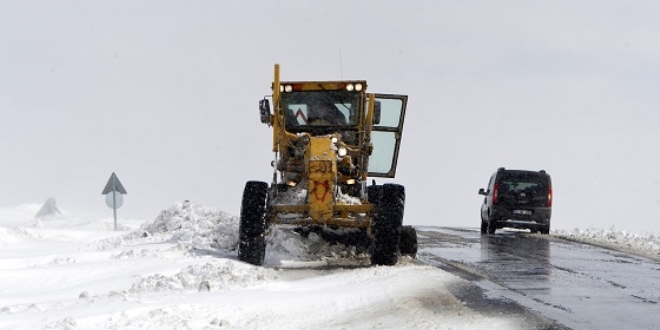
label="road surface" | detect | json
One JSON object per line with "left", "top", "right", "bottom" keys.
{"left": 417, "top": 227, "right": 660, "bottom": 330}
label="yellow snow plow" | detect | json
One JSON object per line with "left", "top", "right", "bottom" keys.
{"left": 239, "top": 64, "right": 416, "bottom": 266}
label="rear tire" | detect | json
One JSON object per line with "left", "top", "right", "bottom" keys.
{"left": 238, "top": 181, "right": 269, "bottom": 266}
{"left": 399, "top": 225, "right": 417, "bottom": 257}
{"left": 371, "top": 184, "right": 404, "bottom": 266}
{"left": 540, "top": 224, "right": 550, "bottom": 235}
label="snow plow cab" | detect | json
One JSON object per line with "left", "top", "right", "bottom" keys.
{"left": 239, "top": 64, "right": 416, "bottom": 266}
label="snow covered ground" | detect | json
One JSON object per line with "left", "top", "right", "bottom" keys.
{"left": 553, "top": 227, "right": 660, "bottom": 261}
{"left": 1, "top": 201, "right": 658, "bottom": 329}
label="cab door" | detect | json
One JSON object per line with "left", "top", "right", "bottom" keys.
{"left": 367, "top": 94, "right": 408, "bottom": 178}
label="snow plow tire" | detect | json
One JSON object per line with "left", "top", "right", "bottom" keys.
{"left": 367, "top": 184, "right": 383, "bottom": 205}
{"left": 399, "top": 225, "right": 417, "bottom": 257}
{"left": 371, "top": 184, "right": 404, "bottom": 266}
{"left": 238, "top": 181, "right": 269, "bottom": 266}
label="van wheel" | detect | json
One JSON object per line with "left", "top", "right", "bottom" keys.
{"left": 481, "top": 221, "right": 488, "bottom": 234}
{"left": 487, "top": 216, "right": 497, "bottom": 234}
{"left": 480, "top": 213, "right": 488, "bottom": 234}
{"left": 238, "top": 181, "right": 269, "bottom": 266}
{"left": 371, "top": 184, "right": 404, "bottom": 266}
{"left": 540, "top": 225, "right": 550, "bottom": 235}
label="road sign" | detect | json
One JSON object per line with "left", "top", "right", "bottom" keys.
{"left": 102, "top": 172, "right": 127, "bottom": 230}
{"left": 105, "top": 191, "right": 124, "bottom": 209}
{"left": 102, "top": 172, "right": 127, "bottom": 195}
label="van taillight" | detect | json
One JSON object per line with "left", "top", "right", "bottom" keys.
{"left": 547, "top": 186, "right": 553, "bottom": 207}
{"left": 493, "top": 183, "right": 499, "bottom": 204}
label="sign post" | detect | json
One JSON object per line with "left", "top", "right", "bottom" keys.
{"left": 102, "top": 172, "right": 127, "bottom": 230}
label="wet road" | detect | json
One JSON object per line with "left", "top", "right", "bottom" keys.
{"left": 417, "top": 227, "right": 660, "bottom": 330}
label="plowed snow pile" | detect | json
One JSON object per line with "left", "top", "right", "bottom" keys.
{"left": 1, "top": 201, "right": 523, "bottom": 330}
{"left": 554, "top": 228, "right": 660, "bottom": 260}
{"left": 97, "top": 200, "right": 368, "bottom": 265}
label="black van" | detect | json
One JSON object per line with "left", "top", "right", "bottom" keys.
{"left": 478, "top": 168, "right": 552, "bottom": 234}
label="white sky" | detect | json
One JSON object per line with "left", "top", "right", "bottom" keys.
{"left": 1, "top": 1, "right": 659, "bottom": 233}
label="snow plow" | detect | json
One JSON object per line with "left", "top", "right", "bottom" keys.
{"left": 239, "top": 64, "right": 416, "bottom": 266}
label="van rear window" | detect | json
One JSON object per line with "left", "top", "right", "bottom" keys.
{"left": 499, "top": 173, "right": 548, "bottom": 194}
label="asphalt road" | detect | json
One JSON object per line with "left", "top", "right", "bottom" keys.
{"left": 417, "top": 227, "right": 660, "bottom": 330}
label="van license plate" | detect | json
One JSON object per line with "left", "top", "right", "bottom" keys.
{"left": 513, "top": 210, "right": 532, "bottom": 215}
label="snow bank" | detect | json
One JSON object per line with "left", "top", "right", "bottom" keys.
{"left": 554, "top": 227, "right": 660, "bottom": 260}
{"left": 94, "top": 200, "right": 367, "bottom": 266}
{"left": 0, "top": 226, "right": 45, "bottom": 243}
{"left": 129, "top": 259, "right": 278, "bottom": 293}
{"left": 94, "top": 200, "right": 238, "bottom": 252}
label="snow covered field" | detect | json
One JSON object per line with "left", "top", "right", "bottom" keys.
{"left": 1, "top": 201, "right": 658, "bottom": 329}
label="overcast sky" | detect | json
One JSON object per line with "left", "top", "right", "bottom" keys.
{"left": 1, "top": 1, "right": 659, "bottom": 233}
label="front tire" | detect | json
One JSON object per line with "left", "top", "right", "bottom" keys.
{"left": 480, "top": 213, "right": 488, "bottom": 234}
{"left": 371, "top": 184, "right": 405, "bottom": 266}
{"left": 238, "top": 181, "right": 269, "bottom": 266}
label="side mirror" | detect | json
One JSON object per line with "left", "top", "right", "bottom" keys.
{"left": 478, "top": 188, "right": 487, "bottom": 196}
{"left": 259, "top": 99, "right": 271, "bottom": 125}
{"left": 373, "top": 100, "right": 381, "bottom": 125}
